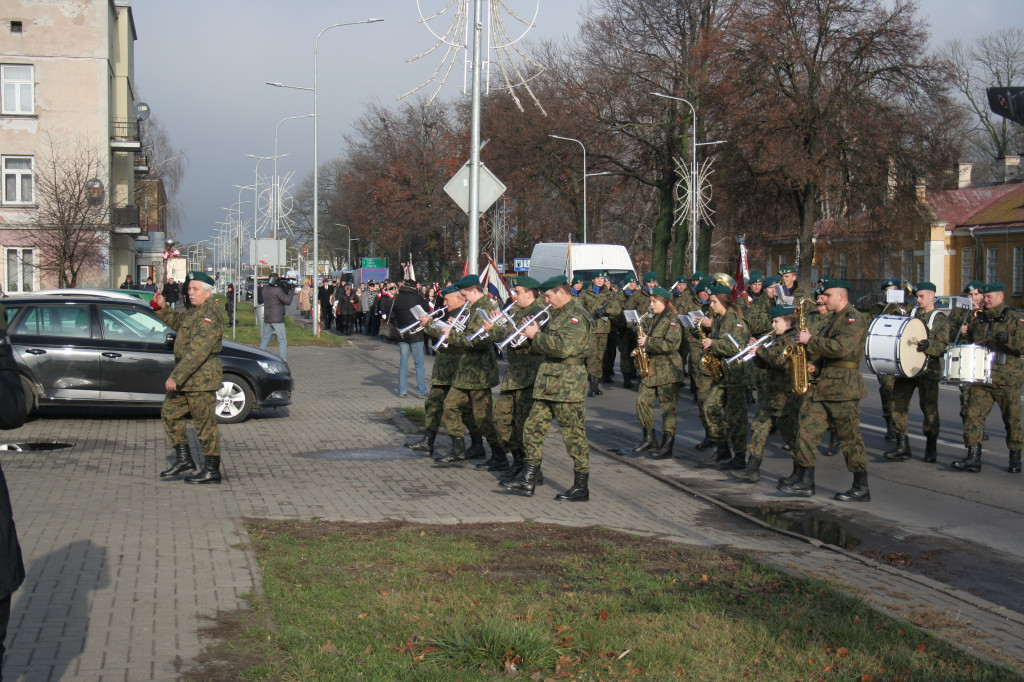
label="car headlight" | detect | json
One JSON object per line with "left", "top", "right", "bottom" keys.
{"left": 258, "top": 359, "right": 289, "bottom": 375}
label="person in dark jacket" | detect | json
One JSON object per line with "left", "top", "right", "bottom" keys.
{"left": 1, "top": 303, "right": 26, "bottom": 675}
{"left": 163, "top": 278, "right": 181, "bottom": 309}
{"left": 259, "top": 273, "right": 295, "bottom": 360}
{"left": 392, "top": 280, "right": 429, "bottom": 397}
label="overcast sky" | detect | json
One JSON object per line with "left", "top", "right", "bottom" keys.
{"left": 130, "top": 0, "right": 1024, "bottom": 247}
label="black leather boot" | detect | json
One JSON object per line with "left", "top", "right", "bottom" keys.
{"left": 778, "top": 461, "right": 801, "bottom": 487}
{"left": 184, "top": 455, "right": 221, "bottom": 484}
{"left": 951, "top": 445, "right": 982, "bottom": 472}
{"left": 465, "top": 435, "right": 486, "bottom": 459}
{"left": 720, "top": 450, "right": 747, "bottom": 470}
{"left": 502, "top": 451, "right": 524, "bottom": 479}
{"left": 501, "top": 462, "right": 540, "bottom": 496}
{"left": 622, "top": 374, "right": 633, "bottom": 389}
{"left": 694, "top": 427, "right": 714, "bottom": 450}
{"left": 1009, "top": 451, "right": 1022, "bottom": 473}
{"left": 648, "top": 432, "right": 675, "bottom": 460}
{"left": 476, "top": 441, "right": 509, "bottom": 471}
{"left": 778, "top": 465, "right": 814, "bottom": 496}
{"left": 825, "top": 430, "right": 841, "bottom": 456}
{"left": 160, "top": 443, "right": 196, "bottom": 478}
{"left": 712, "top": 441, "right": 732, "bottom": 463}
{"left": 729, "top": 455, "right": 761, "bottom": 482}
{"left": 601, "top": 373, "right": 613, "bottom": 384}
{"left": 406, "top": 430, "right": 437, "bottom": 456}
{"left": 923, "top": 436, "right": 938, "bottom": 463}
{"left": 834, "top": 471, "right": 871, "bottom": 502}
{"left": 587, "top": 376, "right": 603, "bottom": 396}
{"left": 436, "top": 436, "right": 468, "bottom": 463}
{"left": 883, "top": 433, "right": 912, "bottom": 462}
{"left": 555, "top": 471, "right": 590, "bottom": 501}
{"left": 632, "top": 428, "right": 658, "bottom": 453}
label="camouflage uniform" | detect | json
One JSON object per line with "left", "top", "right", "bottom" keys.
{"left": 682, "top": 298, "right": 715, "bottom": 432}
{"left": 747, "top": 327, "right": 800, "bottom": 460}
{"left": 745, "top": 291, "right": 773, "bottom": 402}
{"left": 156, "top": 296, "right": 223, "bottom": 458}
{"left": 579, "top": 284, "right": 621, "bottom": 379}
{"left": 493, "top": 300, "right": 545, "bottom": 453}
{"left": 703, "top": 306, "right": 751, "bottom": 452}
{"left": 672, "top": 287, "right": 696, "bottom": 372}
{"left": 947, "top": 305, "right": 978, "bottom": 434}
{"left": 616, "top": 287, "right": 652, "bottom": 383}
{"left": 793, "top": 303, "right": 869, "bottom": 472}
{"left": 436, "top": 298, "right": 500, "bottom": 441}
{"left": 420, "top": 342, "right": 477, "bottom": 436}
{"left": 961, "top": 303, "right": 1024, "bottom": 449}
{"left": 890, "top": 309, "right": 950, "bottom": 438}
{"left": 636, "top": 310, "right": 684, "bottom": 432}
{"left": 522, "top": 300, "right": 592, "bottom": 472}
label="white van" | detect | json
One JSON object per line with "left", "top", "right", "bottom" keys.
{"left": 527, "top": 242, "right": 638, "bottom": 288}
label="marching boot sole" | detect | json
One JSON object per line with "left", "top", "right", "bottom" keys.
{"left": 777, "top": 485, "right": 815, "bottom": 497}
{"left": 834, "top": 490, "right": 871, "bottom": 502}
{"left": 159, "top": 464, "right": 197, "bottom": 478}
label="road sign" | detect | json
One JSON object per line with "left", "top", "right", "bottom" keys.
{"left": 514, "top": 258, "right": 530, "bottom": 272}
{"left": 444, "top": 162, "right": 507, "bottom": 215}
{"left": 988, "top": 87, "right": 1024, "bottom": 127}
{"left": 361, "top": 257, "right": 386, "bottom": 268}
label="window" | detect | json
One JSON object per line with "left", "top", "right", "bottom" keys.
{"left": 11, "top": 304, "right": 91, "bottom": 338}
{"left": 987, "top": 247, "right": 998, "bottom": 283}
{"left": 902, "top": 250, "right": 914, "bottom": 282}
{"left": 10, "top": 21, "right": 22, "bottom": 34}
{"left": 5, "top": 247, "right": 33, "bottom": 292}
{"left": 778, "top": 254, "right": 786, "bottom": 272}
{"left": 839, "top": 252, "right": 848, "bottom": 280}
{"left": 1, "top": 64, "right": 33, "bottom": 114}
{"left": 1014, "top": 247, "right": 1024, "bottom": 296}
{"left": 961, "top": 247, "right": 972, "bottom": 290}
{"left": 2, "top": 156, "right": 32, "bottom": 204}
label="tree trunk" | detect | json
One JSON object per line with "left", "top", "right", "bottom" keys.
{"left": 651, "top": 180, "right": 674, "bottom": 281}
{"left": 796, "top": 183, "right": 817, "bottom": 284}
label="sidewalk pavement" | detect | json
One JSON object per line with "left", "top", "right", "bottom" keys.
{"left": 2, "top": 336, "right": 1022, "bottom": 680}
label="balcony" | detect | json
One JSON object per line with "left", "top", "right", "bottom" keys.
{"left": 110, "top": 119, "right": 141, "bottom": 152}
{"left": 110, "top": 205, "right": 141, "bottom": 233}
{"left": 133, "top": 152, "right": 150, "bottom": 174}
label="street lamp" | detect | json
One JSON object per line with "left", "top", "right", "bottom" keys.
{"left": 334, "top": 224, "right": 358, "bottom": 270}
{"left": 267, "top": 16, "right": 384, "bottom": 335}
{"left": 548, "top": 134, "right": 591, "bottom": 243}
{"left": 273, "top": 114, "right": 314, "bottom": 238}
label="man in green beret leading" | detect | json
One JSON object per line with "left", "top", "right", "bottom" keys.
{"left": 152, "top": 271, "right": 225, "bottom": 483}
{"left": 503, "top": 276, "right": 592, "bottom": 501}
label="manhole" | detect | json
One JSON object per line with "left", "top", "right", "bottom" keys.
{"left": 739, "top": 505, "right": 863, "bottom": 551}
{"left": 300, "top": 446, "right": 417, "bottom": 461}
{"left": 0, "top": 442, "right": 74, "bottom": 452}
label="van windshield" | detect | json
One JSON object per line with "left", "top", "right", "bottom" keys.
{"left": 573, "top": 269, "right": 636, "bottom": 289}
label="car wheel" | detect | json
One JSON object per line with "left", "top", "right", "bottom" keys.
{"left": 20, "top": 376, "right": 36, "bottom": 417}
{"left": 215, "top": 375, "right": 254, "bottom": 424}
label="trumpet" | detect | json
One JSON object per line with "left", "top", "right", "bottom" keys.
{"left": 430, "top": 303, "right": 471, "bottom": 351}
{"left": 467, "top": 301, "right": 517, "bottom": 342}
{"left": 398, "top": 305, "right": 448, "bottom": 335}
{"left": 726, "top": 333, "right": 773, "bottom": 364}
{"left": 496, "top": 304, "right": 553, "bottom": 351}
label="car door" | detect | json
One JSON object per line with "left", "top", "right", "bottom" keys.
{"left": 95, "top": 302, "right": 176, "bottom": 402}
{"left": 9, "top": 302, "right": 102, "bottom": 401}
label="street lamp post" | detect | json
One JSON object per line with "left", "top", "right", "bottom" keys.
{"left": 273, "top": 114, "right": 314, "bottom": 238}
{"left": 266, "top": 17, "right": 384, "bottom": 335}
{"left": 548, "top": 134, "right": 589, "bottom": 243}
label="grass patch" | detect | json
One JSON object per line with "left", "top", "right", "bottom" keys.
{"left": 216, "top": 295, "right": 346, "bottom": 348}
{"left": 397, "top": 406, "right": 426, "bottom": 426}
{"left": 188, "top": 520, "right": 1018, "bottom": 681}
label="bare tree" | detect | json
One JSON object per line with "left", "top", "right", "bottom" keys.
{"left": 30, "top": 136, "right": 110, "bottom": 288}
{"left": 136, "top": 115, "right": 187, "bottom": 234}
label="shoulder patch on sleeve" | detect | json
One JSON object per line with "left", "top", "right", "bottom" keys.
{"left": 203, "top": 317, "right": 213, "bottom": 323}
{"left": 670, "top": 322, "right": 677, "bottom": 327}
{"left": 570, "top": 317, "right": 579, "bottom": 324}
{"left": 847, "top": 317, "right": 856, "bottom": 323}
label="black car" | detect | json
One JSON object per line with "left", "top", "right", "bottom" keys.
{"left": 3, "top": 294, "right": 292, "bottom": 423}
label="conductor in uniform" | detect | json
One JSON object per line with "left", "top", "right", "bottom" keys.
{"left": 152, "top": 271, "right": 225, "bottom": 484}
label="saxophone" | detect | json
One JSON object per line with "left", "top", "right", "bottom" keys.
{"left": 630, "top": 310, "right": 654, "bottom": 378}
{"left": 694, "top": 312, "right": 724, "bottom": 383}
{"left": 782, "top": 299, "right": 816, "bottom": 395}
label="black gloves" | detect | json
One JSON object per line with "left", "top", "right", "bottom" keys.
{"left": 916, "top": 339, "right": 930, "bottom": 352}
{"left": 993, "top": 331, "right": 1009, "bottom": 346}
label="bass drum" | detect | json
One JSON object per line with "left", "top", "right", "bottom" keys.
{"left": 865, "top": 315, "right": 928, "bottom": 378}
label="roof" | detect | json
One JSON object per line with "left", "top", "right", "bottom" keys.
{"left": 926, "top": 182, "right": 1023, "bottom": 226}
{"left": 957, "top": 181, "right": 1024, "bottom": 229}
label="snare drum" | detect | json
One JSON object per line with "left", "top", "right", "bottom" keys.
{"left": 942, "top": 344, "right": 994, "bottom": 384}
{"left": 865, "top": 315, "right": 928, "bottom": 378}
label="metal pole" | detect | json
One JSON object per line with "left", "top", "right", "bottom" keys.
{"left": 549, "top": 135, "right": 588, "bottom": 243}
{"left": 274, "top": 114, "right": 313, "bottom": 240}
{"left": 467, "top": 0, "right": 483, "bottom": 275}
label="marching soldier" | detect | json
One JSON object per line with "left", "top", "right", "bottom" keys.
{"left": 700, "top": 283, "right": 751, "bottom": 468}
{"left": 684, "top": 276, "right": 716, "bottom": 448}
{"left": 883, "top": 282, "right": 949, "bottom": 463}
{"left": 503, "top": 276, "right": 592, "bottom": 500}
{"left": 779, "top": 280, "right": 871, "bottom": 501}
{"left": 869, "top": 278, "right": 906, "bottom": 441}
{"left": 949, "top": 281, "right": 986, "bottom": 443}
{"left": 152, "top": 271, "right": 225, "bottom": 484}
{"left": 615, "top": 272, "right": 657, "bottom": 388}
{"left": 482, "top": 277, "right": 545, "bottom": 478}
{"left": 420, "top": 275, "right": 500, "bottom": 463}
{"left": 407, "top": 286, "right": 479, "bottom": 458}
{"left": 952, "top": 282, "right": 1024, "bottom": 473}
{"left": 579, "top": 271, "right": 620, "bottom": 397}
{"left": 670, "top": 276, "right": 694, "bottom": 381}
{"left": 631, "top": 287, "right": 685, "bottom": 458}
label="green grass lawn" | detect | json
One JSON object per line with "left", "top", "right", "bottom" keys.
{"left": 216, "top": 295, "right": 346, "bottom": 349}
{"left": 188, "top": 521, "right": 1017, "bottom": 681}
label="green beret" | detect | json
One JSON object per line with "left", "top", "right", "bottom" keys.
{"left": 982, "top": 281, "right": 1005, "bottom": 293}
{"left": 650, "top": 286, "right": 671, "bottom": 298}
{"left": 624, "top": 273, "right": 637, "bottom": 284}
{"left": 643, "top": 271, "right": 658, "bottom": 282}
{"left": 440, "top": 285, "right": 458, "bottom": 296}
{"left": 747, "top": 269, "right": 763, "bottom": 284}
{"left": 778, "top": 265, "right": 796, "bottom": 275}
{"left": 769, "top": 305, "right": 796, "bottom": 319}
{"left": 695, "top": 276, "right": 714, "bottom": 293}
{"left": 593, "top": 270, "right": 607, "bottom": 278}
{"left": 539, "top": 275, "right": 568, "bottom": 292}
{"left": 689, "top": 270, "right": 706, "bottom": 281}
{"left": 455, "top": 274, "right": 479, "bottom": 289}
{"left": 708, "top": 284, "right": 732, "bottom": 296}
{"left": 824, "top": 279, "right": 851, "bottom": 291}
{"left": 882, "top": 277, "right": 901, "bottom": 289}
{"left": 571, "top": 275, "right": 585, "bottom": 285}
{"left": 963, "top": 280, "right": 984, "bottom": 293}
{"left": 913, "top": 281, "right": 936, "bottom": 293}
{"left": 763, "top": 275, "right": 780, "bottom": 287}
{"left": 189, "top": 271, "right": 215, "bottom": 286}
{"left": 515, "top": 276, "right": 540, "bottom": 289}
{"left": 673, "top": 276, "right": 688, "bottom": 285}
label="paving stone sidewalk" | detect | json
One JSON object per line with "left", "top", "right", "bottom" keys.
{"left": 2, "top": 338, "right": 1022, "bottom": 680}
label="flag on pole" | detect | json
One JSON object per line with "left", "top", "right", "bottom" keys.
{"left": 735, "top": 235, "right": 749, "bottom": 301}
{"left": 480, "top": 257, "right": 511, "bottom": 302}
{"left": 403, "top": 253, "right": 416, "bottom": 281}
